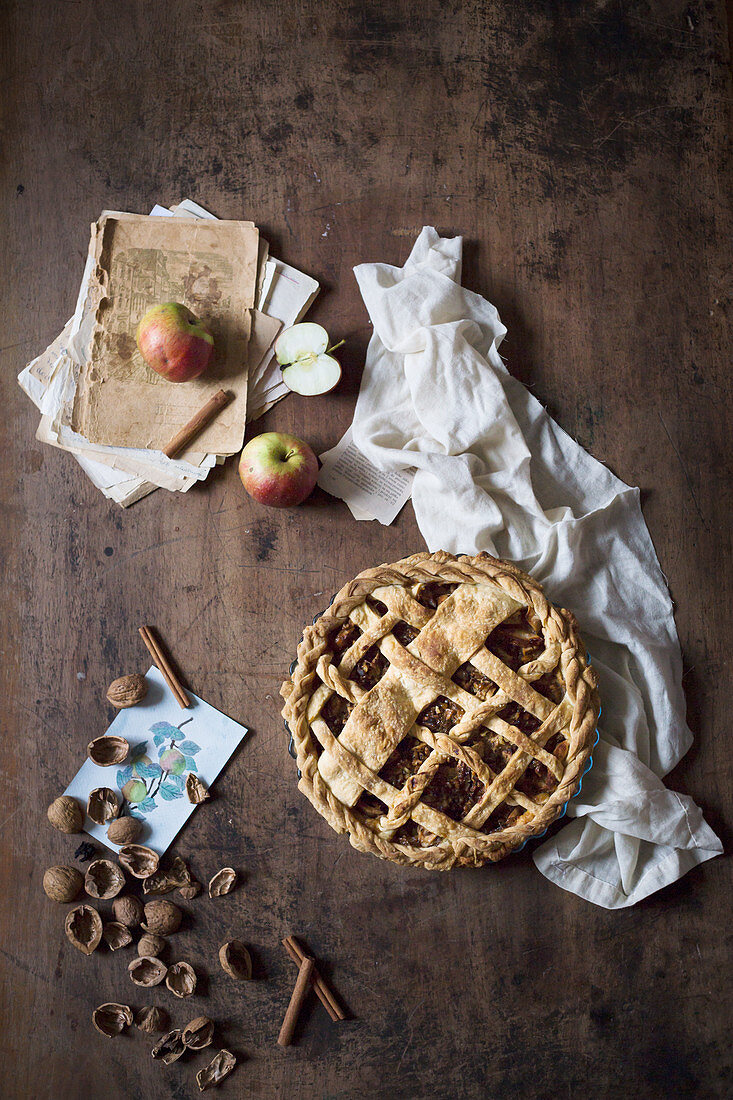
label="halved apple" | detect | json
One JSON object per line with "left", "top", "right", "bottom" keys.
{"left": 275, "top": 322, "right": 342, "bottom": 396}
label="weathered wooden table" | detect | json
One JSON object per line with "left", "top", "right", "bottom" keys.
{"left": 1, "top": 2, "right": 730, "bottom": 1097}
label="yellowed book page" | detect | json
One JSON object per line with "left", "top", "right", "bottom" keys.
{"left": 71, "top": 213, "right": 259, "bottom": 451}
{"left": 177, "top": 307, "right": 281, "bottom": 461}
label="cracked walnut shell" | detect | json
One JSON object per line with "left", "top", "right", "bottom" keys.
{"left": 135, "top": 1006, "right": 169, "bottom": 1034}
{"left": 106, "top": 674, "right": 148, "bottom": 708}
{"left": 102, "top": 921, "right": 133, "bottom": 950}
{"left": 92, "top": 1003, "right": 133, "bottom": 1038}
{"left": 129, "top": 956, "right": 168, "bottom": 987}
{"left": 182, "top": 1016, "right": 214, "bottom": 1049}
{"left": 186, "top": 773, "right": 209, "bottom": 803}
{"left": 118, "top": 844, "right": 159, "bottom": 879}
{"left": 65, "top": 905, "right": 103, "bottom": 955}
{"left": 151, "top": 1029, "right": 187, "bottom": 1064}
{"left": 142, "top": 856, "right": 191, "bottom": 895}
{"left": 178, "top": 881, "right": 202, "bottom": 900}
{"left": 42, "top": 865, "right": 83, "bottom": 903}
{"left": 197, "top": 1051, "right": 236, "bottom": 1091}
{"left": 87, "top": 787, "right": 119, "bottom": 825}
{"left": 166, "top": 961, "right": 197, "bottom": 998}
{"left": 47, "top": 795, "right": 83, "bottom": 834}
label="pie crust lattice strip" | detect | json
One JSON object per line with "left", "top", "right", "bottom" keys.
{"left": 281, "top": 551, "right": 600, "bottom": 869}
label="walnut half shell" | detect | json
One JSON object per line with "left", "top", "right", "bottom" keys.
{"left": 65, "top": 905, "right": 103, "bottom": 955}
{"left": 219, "top": 941, "right": 252, "bottom": 981}
{"left": 85, "top": 859, "right": 126, "bottom": 900}
{"left": 166, "top": 961, "right": 197, "bottom": 998}
{"left": 208, "top": 868, "right": 237, "bottom": 898}
{"left": 87, "top": 734, "right": 129, "bottom": 766}
{"left": 197, "top": 1050, "right": 236, "bottom": 1091}
{"left": 129, "top": 956, "right": 168, "bottom": 987}
{"left": 92, "top": 1003, "right": 133, "bottom": 1037}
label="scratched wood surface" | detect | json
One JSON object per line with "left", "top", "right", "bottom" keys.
{"left": 1, "top": 1, "right": 731, "bottom": 1097}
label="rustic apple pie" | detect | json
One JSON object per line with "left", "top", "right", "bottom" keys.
{"left": 281, "top": 551, "right": 600, "bottom": 869}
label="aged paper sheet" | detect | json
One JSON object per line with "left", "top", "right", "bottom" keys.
{"left": 318, "top": 425, "right": 414, "bottom": 524}
{"left": 71, "top": 213, "right": 259, "bottom": 451}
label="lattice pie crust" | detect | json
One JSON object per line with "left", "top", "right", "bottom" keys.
{"left": 281, "top": 551, "right": 600, "bottom": 869}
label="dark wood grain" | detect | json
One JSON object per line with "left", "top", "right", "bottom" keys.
{"left": 1, "top": 2, "right": 731, "bottom": 1097}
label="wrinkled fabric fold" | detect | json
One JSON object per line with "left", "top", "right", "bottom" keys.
{"left": 350, "top": 227, "right": 721, "bottom": 908}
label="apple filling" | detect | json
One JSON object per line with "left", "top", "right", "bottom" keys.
{"left": 316, "top": 587, "right": 570, "bottom": 847}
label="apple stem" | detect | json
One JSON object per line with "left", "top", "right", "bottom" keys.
{"left": 326, "top": 339, "right": 345, "bottom": 355}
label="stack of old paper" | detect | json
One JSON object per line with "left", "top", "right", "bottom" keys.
{"left": 18, "top": 199, "right": 318, "bottom": 506}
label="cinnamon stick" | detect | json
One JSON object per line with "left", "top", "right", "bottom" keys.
{"left": 277, "top": 955, "right": 315, "bottom": 1047}
{"left": 138, "top": 626, "right": 190, "bottom": 709}
{"left": 282, "top": 935, "right": 345, "bottom": 1022}
{"left": 162, "top": 389, "right": 232, "bottom": 459}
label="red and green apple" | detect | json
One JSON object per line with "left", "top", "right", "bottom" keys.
{"left": 238, "top": 432, "right": 318, "bottom": 508}
{"left": 136, "top": 302, "right": 214, "bottom": 383}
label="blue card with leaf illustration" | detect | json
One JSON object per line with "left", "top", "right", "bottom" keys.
{"left": 64, "top": 666, "right": 248, "bottom": 856}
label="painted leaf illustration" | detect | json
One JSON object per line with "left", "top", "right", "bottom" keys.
{"left": 130, "top": 741, "right": 148, "bottom": 761}
{"left": 160, "top": 781, "right": 183, "bottom": 802}
{"left": 150, "top": 721, "right": 184, "bottom": 741}
{"left": 137, "top": 796, "right": 157, "bottom": 814}
{"left": 116, "top": 766, "right": 133, "bottom": 788}
{"left": 136, "top": 762, "right": 163, "bottom": 779}
{"left": 166, "top": 773, "right": 185, "bottom": 790}
{"left": 153, "top": 732, "right": 166, "bottom": 748}
{"left": 179, "top": 740, "right": 201, "bottom": 754}
{"left": 184, "top": 757, "right": 197, "bottom": 772}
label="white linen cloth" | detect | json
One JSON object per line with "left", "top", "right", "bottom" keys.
{"left": 349, "top": 227, "right": 721, "bottom": 908}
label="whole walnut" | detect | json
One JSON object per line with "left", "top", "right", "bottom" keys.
{"left": 138, "top": 933, "right": 167, "bottom": 958}
{"left": 107, "top": 816, "right": 143, "bottom": 845}
{"left": 112, "top": 894, "right": 144, "bottom": 928}
{"left": 47, "top": 795, "right": 83, "bottom": 834}
{"left": 142, "top": 900, "right": 182, "bottom": 935}
{"left": 43, "top": 866, "right": 83, "bottom": 903}
{"left": 106, "top": 674, "right": 147, "bottom": 708}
